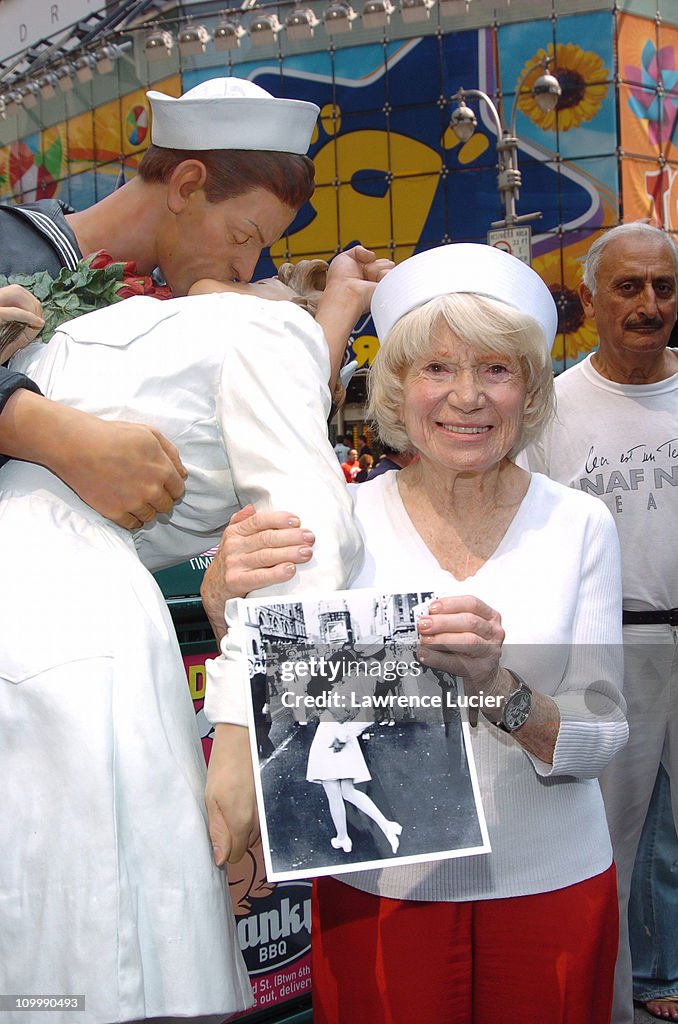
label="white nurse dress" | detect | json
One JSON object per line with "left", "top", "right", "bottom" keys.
{"left": 0, "top": 293, "right": 361, "bottom": 1024}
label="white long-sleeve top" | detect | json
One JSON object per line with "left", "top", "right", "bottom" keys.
{"left": 338, "top": 470, "right": 627, "bottom": 902}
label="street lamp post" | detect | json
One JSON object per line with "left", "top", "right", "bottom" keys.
{"left": 450, "top": 61, "right": 561, "bottom": 231}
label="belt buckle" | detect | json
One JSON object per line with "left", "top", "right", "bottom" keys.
{"left": 670, "top": 609, "right": 678, "bottom": 627}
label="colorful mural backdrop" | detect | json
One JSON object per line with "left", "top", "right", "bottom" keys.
{"left": 618, "top": 14, "right": 678, "bottom": 230}
{"left": 0, "top": 76, "right": 179, "bottom": 208}
{"left": 1, "top": 11, "right": 676, "bottom": 370}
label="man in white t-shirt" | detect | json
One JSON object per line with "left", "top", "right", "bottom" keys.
{"left": 524, "top": 222, "right": 678, "bottom": 1024}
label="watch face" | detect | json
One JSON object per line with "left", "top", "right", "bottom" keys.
{"left": 504, "top": 689, "right": 532, "bottom": 731}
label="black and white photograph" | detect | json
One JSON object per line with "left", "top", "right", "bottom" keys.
{"left": 235, "top": 588, "right": 490, "bottom": 881}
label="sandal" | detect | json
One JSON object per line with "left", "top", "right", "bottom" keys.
{"left": 645, "top": 997, "right": 678, "bottom": 1021}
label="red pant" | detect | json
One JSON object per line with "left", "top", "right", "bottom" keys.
{"left": 312, "top": 865, "right": 618, "bottom": 1024}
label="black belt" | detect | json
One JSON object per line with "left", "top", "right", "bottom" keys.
{"left": 622, "top": 608, "right": 678, "bottom": 626}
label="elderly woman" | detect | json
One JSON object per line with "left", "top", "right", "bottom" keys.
{"left": 207, "top": 243, "right": 628, "bottom": 1024}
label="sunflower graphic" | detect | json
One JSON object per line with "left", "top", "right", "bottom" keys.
{"left": 516, "top": 43, "right": 609, "bottom": 132}
{"left": 532, "top": 247, "right": 599, "bottom": 364}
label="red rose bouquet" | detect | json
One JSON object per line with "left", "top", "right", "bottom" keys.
{"left": 0, "top": 249, "right": 172, "bottom": 344}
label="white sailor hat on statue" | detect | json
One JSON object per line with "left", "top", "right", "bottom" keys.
{"left": 371, "top": 243, "right": 558, "bottom": 351}
{"left": 147, "top": 76, "right": 319, "bottom": 154}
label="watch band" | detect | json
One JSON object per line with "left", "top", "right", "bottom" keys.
{"left": 505, "top": 668, "right": 527, "bottom": 692}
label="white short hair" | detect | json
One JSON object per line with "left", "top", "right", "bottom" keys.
{"left": 583, "top": 223, "right": 678, "bottom": 296}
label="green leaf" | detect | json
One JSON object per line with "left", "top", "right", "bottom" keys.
{"left": 8, "top": 272, "right": 46, "bottom": 289}
{"left": 86, "top": 279, "right": 108, "bottom": 297}
{"left": 53, "top": 265, "right": 78, "bottom": 286}
{"left": 70, "top": 267, "right": 93, "bottom": 289}
{"left": 102, "top": 264, "right": 125, "bottom": 284}
{"left": 0, "top": 256, "right": 155, "bottom": 344}
{"left": 31, "top": 278, "right": 55, "bottom": 302}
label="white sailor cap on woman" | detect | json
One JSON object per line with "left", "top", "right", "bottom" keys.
{"left": 147, "top": 76, "right": 319, "bottom": 154}
{"left": 370, "top": 243, "right": 558, "bottom": 350}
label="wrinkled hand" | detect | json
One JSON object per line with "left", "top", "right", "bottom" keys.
{"left": 56, "top": 415, "right": 187, "bottom": 529}
{"left": 206, "top": 724, "right": 260, "bottom": 867}
{"left": 0, "top": 284, "right": 45, "bottom": 361}
{"left": 324, "top": 245, "right": 395, "bottom": 316}
{"left": 416, "top": 595, "right": 506, "bottom": 694}
{"left": 201, "top": 505, "right": 315, "bottom": 642}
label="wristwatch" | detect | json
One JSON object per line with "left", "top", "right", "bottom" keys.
{"left": 496, "top": 670, "right": 532, "bottom": 733}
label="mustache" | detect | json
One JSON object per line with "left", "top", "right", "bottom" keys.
{"left": 624, "top": 317, "right": 665, "bottom": 330}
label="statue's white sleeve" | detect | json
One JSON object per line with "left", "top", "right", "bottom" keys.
{"left": 204, "top": 300, "right": 362, "bottom": 725}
